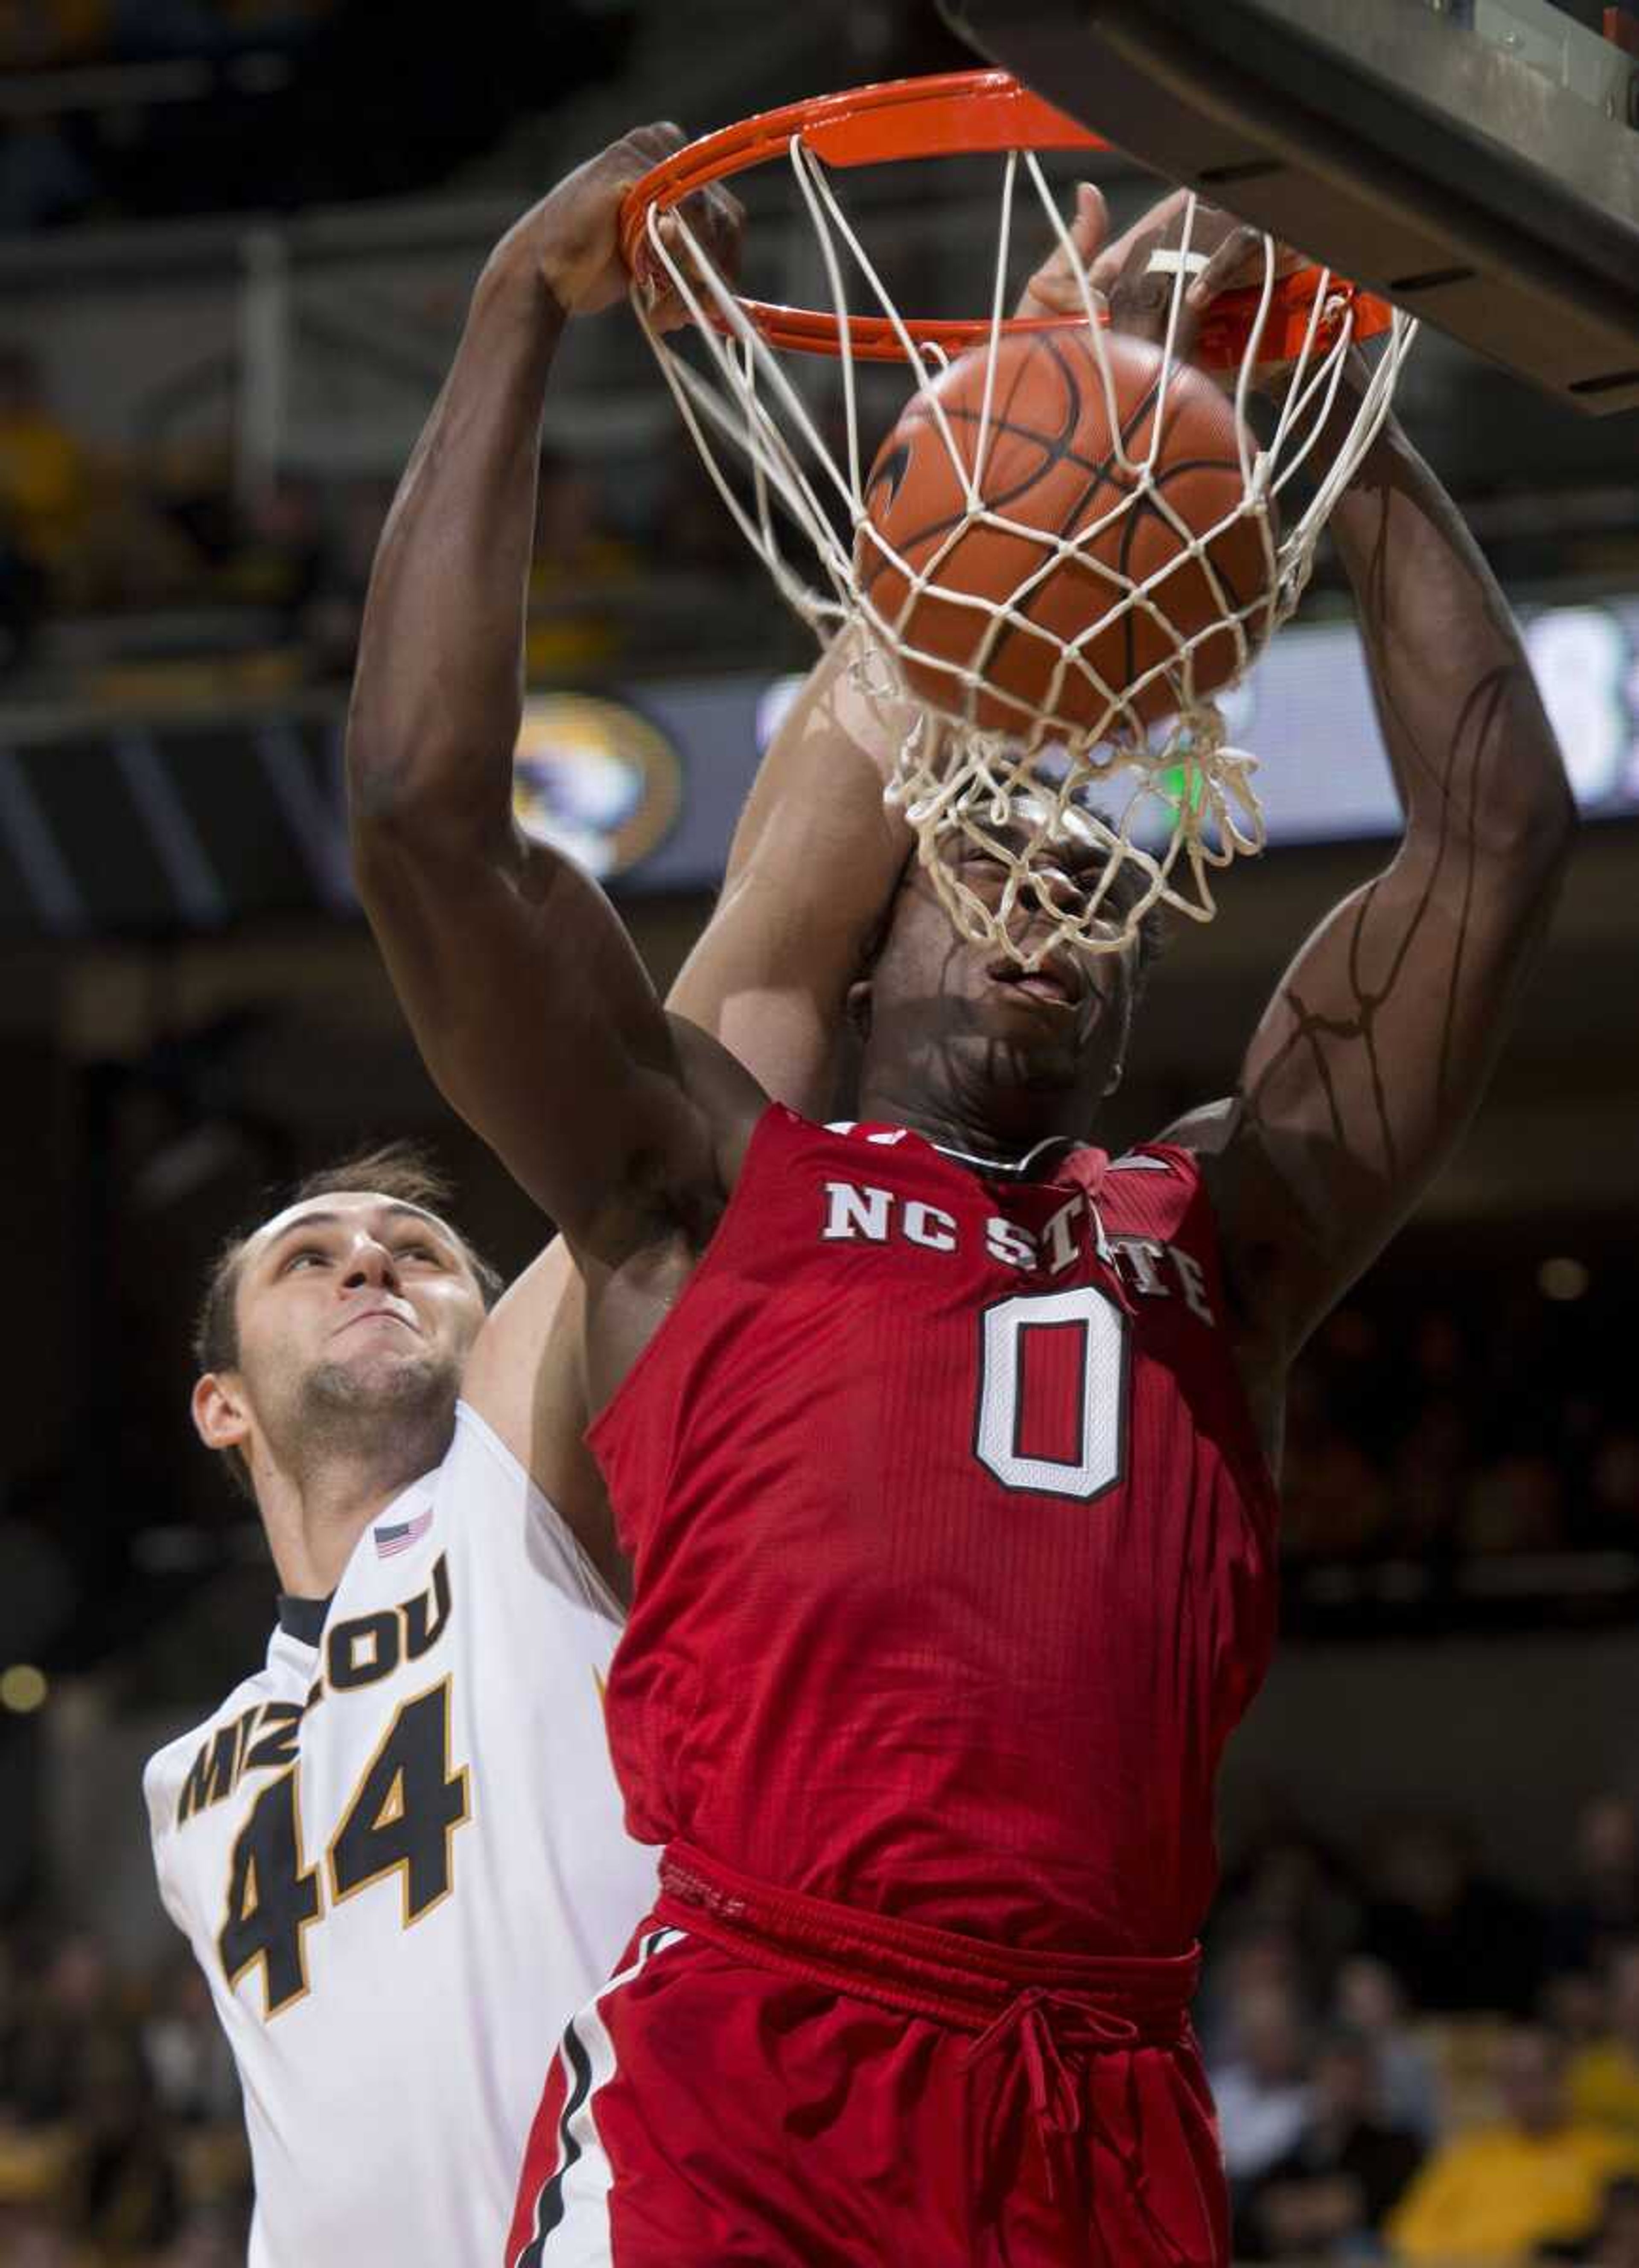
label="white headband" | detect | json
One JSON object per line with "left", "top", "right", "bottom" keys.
{"left": 1144, "top": 248, "right": 1213, "bottom": 278}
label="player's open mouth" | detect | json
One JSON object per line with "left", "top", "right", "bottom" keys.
{"left": 986, "top": 955, "right": 1083, "bottom": 1010}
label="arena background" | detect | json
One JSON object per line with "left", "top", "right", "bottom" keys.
{"left": 1, "top": 1, "right": 1638, "bottom": 2260}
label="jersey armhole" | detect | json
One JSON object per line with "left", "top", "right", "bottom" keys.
{"left": 141, "top": 1747, "right": 202, "bottom": 1938}
{"left": 1108, "top": 1140, "right": 1195, "bottom": 1179}
{"left": 453, "top": 1399, "right": 626, "bottom": 1625}
{"left": 1117, "top": 1141, "right": 1283, "bottom": 1524}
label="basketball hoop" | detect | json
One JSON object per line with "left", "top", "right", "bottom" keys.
{"left": 621, "top": 72, "right": 1417, "bottom": 966}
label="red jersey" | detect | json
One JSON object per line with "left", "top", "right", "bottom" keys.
{"left": 589, "top": 1107, "right": 1279, "bottom": 1958}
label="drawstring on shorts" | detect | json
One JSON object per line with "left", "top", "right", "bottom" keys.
{"left": 657, "top": 1842, "right": 1202, "bottom": 2261}
{"left": 962, "top": 1985, "right": 1193, "bottom": 2262}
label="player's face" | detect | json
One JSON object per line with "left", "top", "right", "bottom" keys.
{"left": 859, "top": 825, "right": 1140, "bottom": 1137}
{"left": 225, "top": 1193, "right": 486, "bottom": 1465}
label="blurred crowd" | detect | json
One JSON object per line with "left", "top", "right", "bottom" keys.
{"left": 1, "top": 2, "right": 339, "bottom": 234}
{"left": 0, "top": 0, "right": 331, "bottom": 74}
{"left": 1281, "top": 1273, "right": 1634, "bottom": 1570}
{"left": 8, "top": 1792, "right": 1639, "bottom": 2263}
{"left": 0, "top": 1926, "right": 246, "bottom": 2265}
{"left": 0, "top": 337, "right": 768, "bottom": 693}
{"left": 1198, "top": 1790, "right": 1639, "bottom": 2264}
{"left": 0, "top": 1, "right": 635, "bottom": 233}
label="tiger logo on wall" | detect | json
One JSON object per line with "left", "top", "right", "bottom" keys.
{"left": 511, "top": 694, "right": 683, "bottom": 879}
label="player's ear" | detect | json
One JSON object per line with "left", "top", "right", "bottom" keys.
{"left": 846, "top": 978, "right": 873, "bottom": 1044}
{"left": 192, "top": 1371, "right": 251, "bottom": 1457}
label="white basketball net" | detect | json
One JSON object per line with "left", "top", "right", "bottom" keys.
{"left": 633, "top": 139, "right": 1416, "bottom": 966}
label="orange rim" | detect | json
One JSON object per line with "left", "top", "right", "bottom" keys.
{"left": 619, "top": 69, "right": 1397, "bottom": 370}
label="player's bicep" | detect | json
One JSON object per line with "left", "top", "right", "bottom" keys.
{"left": 355, "top": 819, "right": 726, "bottom": 1264}
{"left": 459, "top": 1237, "right": 576, "bottom": 1463}
{"left": 458, "top": 1243, "right": 631, "bottom": 1604}
{"left": 1212, "top": 829, "right": 1561, "bottom": 1357}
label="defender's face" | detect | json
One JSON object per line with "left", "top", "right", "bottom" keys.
{"left": 865, "top": 827, "right": 1141, "bottom": 1109}
{"left": 230, "top": 1192, "right": 486, "bottom": 1415}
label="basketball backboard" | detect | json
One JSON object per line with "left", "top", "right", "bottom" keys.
{"left": 936, "top": 0, "right": 1639, "bottom": 413}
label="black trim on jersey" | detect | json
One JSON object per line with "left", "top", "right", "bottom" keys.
{"left": 277, "top": 1594, "right": 332, "bottom": 1645}
{"left": 513, "top": 1925, "right": 672, "bottom": 2268}
{"left": 514, "top": 2021, "right": 593, "bottom": 2268}
{"left": 933, "top": 1133, "right": 1081, "bottom": 1183}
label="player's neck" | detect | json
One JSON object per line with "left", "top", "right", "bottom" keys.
{"left": 252, "top": 1443, "right": 437, "bottom": 1598}
{"left": 855, "top": 1077, "right": 1088, "bottom": 1171}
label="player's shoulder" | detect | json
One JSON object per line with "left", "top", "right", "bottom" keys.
{"left": 1099, "top": 1127, "right": 1216, "bottom": 1213}
{"left": 667, "top": 1010, "right": 772, "bottom": 1171}
{"left": 715, "top": 1109, "right": 927, "bottom": 1203}
{"left": 1145, "top": 1095, "right": 1241, "bottom": 1158}
{"left": 445, "top": 1399, "right": 624, "bottom": 1622}
{"left": 142, "top": 1633, "right": 310, "bottom": 1835}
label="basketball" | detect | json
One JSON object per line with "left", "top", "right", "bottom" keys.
{"left": 855, "top": 329, "right": 1278, "bottom": 735}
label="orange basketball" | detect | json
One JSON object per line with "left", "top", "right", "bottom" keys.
{"left": 855, "top": 329, "right": 1277, "bottom": 734}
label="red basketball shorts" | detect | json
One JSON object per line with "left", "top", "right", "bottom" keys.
{"left": 506, "top": 1844, "right": 1228, "bottom": 2268}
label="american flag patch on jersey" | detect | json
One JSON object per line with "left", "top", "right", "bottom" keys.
{"left": 374, "top": 1507, "right": 433, "bottom": 1559}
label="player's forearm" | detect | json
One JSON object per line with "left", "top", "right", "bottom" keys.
{"left": 666, "top": 626, "right": 913, "bottom": 1112}
{"left": 347, "top": 236, "right": 561, "bottom": 846}
{"left": 1329, "top": 421, "right": 1575, "bottom": 866}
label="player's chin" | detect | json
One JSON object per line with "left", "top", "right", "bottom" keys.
{"left": 312, "top": 1345, "right": 455, "bottom": 1407}
{"left": 372, "top": 1345, "right": 458, "bottom": 1397}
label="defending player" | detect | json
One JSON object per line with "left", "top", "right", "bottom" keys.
{"left": 347, "top": 131, "right": 1574, "bottom": 2268}
{"left": 141, "top": 1149, "right": 657, "bottom": 2268}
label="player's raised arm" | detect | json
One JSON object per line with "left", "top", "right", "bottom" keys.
{"left": 664, "top": 627, "right": 913, "bottom": 1115}
{"left": 1179, "top": 366, "right": 1575, "bottom": 1385}
{"left": 347, "top": 131, "right": 761, "bottom": 1273}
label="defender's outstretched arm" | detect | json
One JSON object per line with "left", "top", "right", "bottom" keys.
{"left": 667, "top": 179, "right": 1147, "bottom": 1106}
{"left": 1184, "top": 396, "right": 1575, "bottom": 1389}
{"left": 347, "top": 130, "right": 761, "bottom": 1274}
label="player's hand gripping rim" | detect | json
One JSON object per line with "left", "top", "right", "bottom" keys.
{"left": 527, "top": 122, "right": 744, "bottom": 334}
{"left": 1019, "top": 182, "right": 1308, "bottom": 386}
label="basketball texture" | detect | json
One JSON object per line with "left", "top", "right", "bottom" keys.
{"left": 856, "top": 330, "right": 1277, "bottom": 734}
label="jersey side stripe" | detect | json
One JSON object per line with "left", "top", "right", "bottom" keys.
{"left": 510, "top": 2023, "right": 590, "bottom": 2268}
{"left": 512, "top": 1926, "right": 683, "bottom": 2268}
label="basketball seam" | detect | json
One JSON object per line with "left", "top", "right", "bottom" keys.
{"left": 986, "top": 341, "right": 1164, "bottom": 688}
{"left": 859, "top": 335, "right": 1085, "bottom": 600}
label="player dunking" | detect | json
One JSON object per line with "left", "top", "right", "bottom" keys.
{"left": 347, "top": 129, "right": 1573, "bottom": 2268}
{"left": 143, "top": 158, "right": 941, "bottom": 2264}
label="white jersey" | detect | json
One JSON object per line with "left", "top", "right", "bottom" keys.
{"left": 144, "top": 1402, "right": 657, "bottom": 2268}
